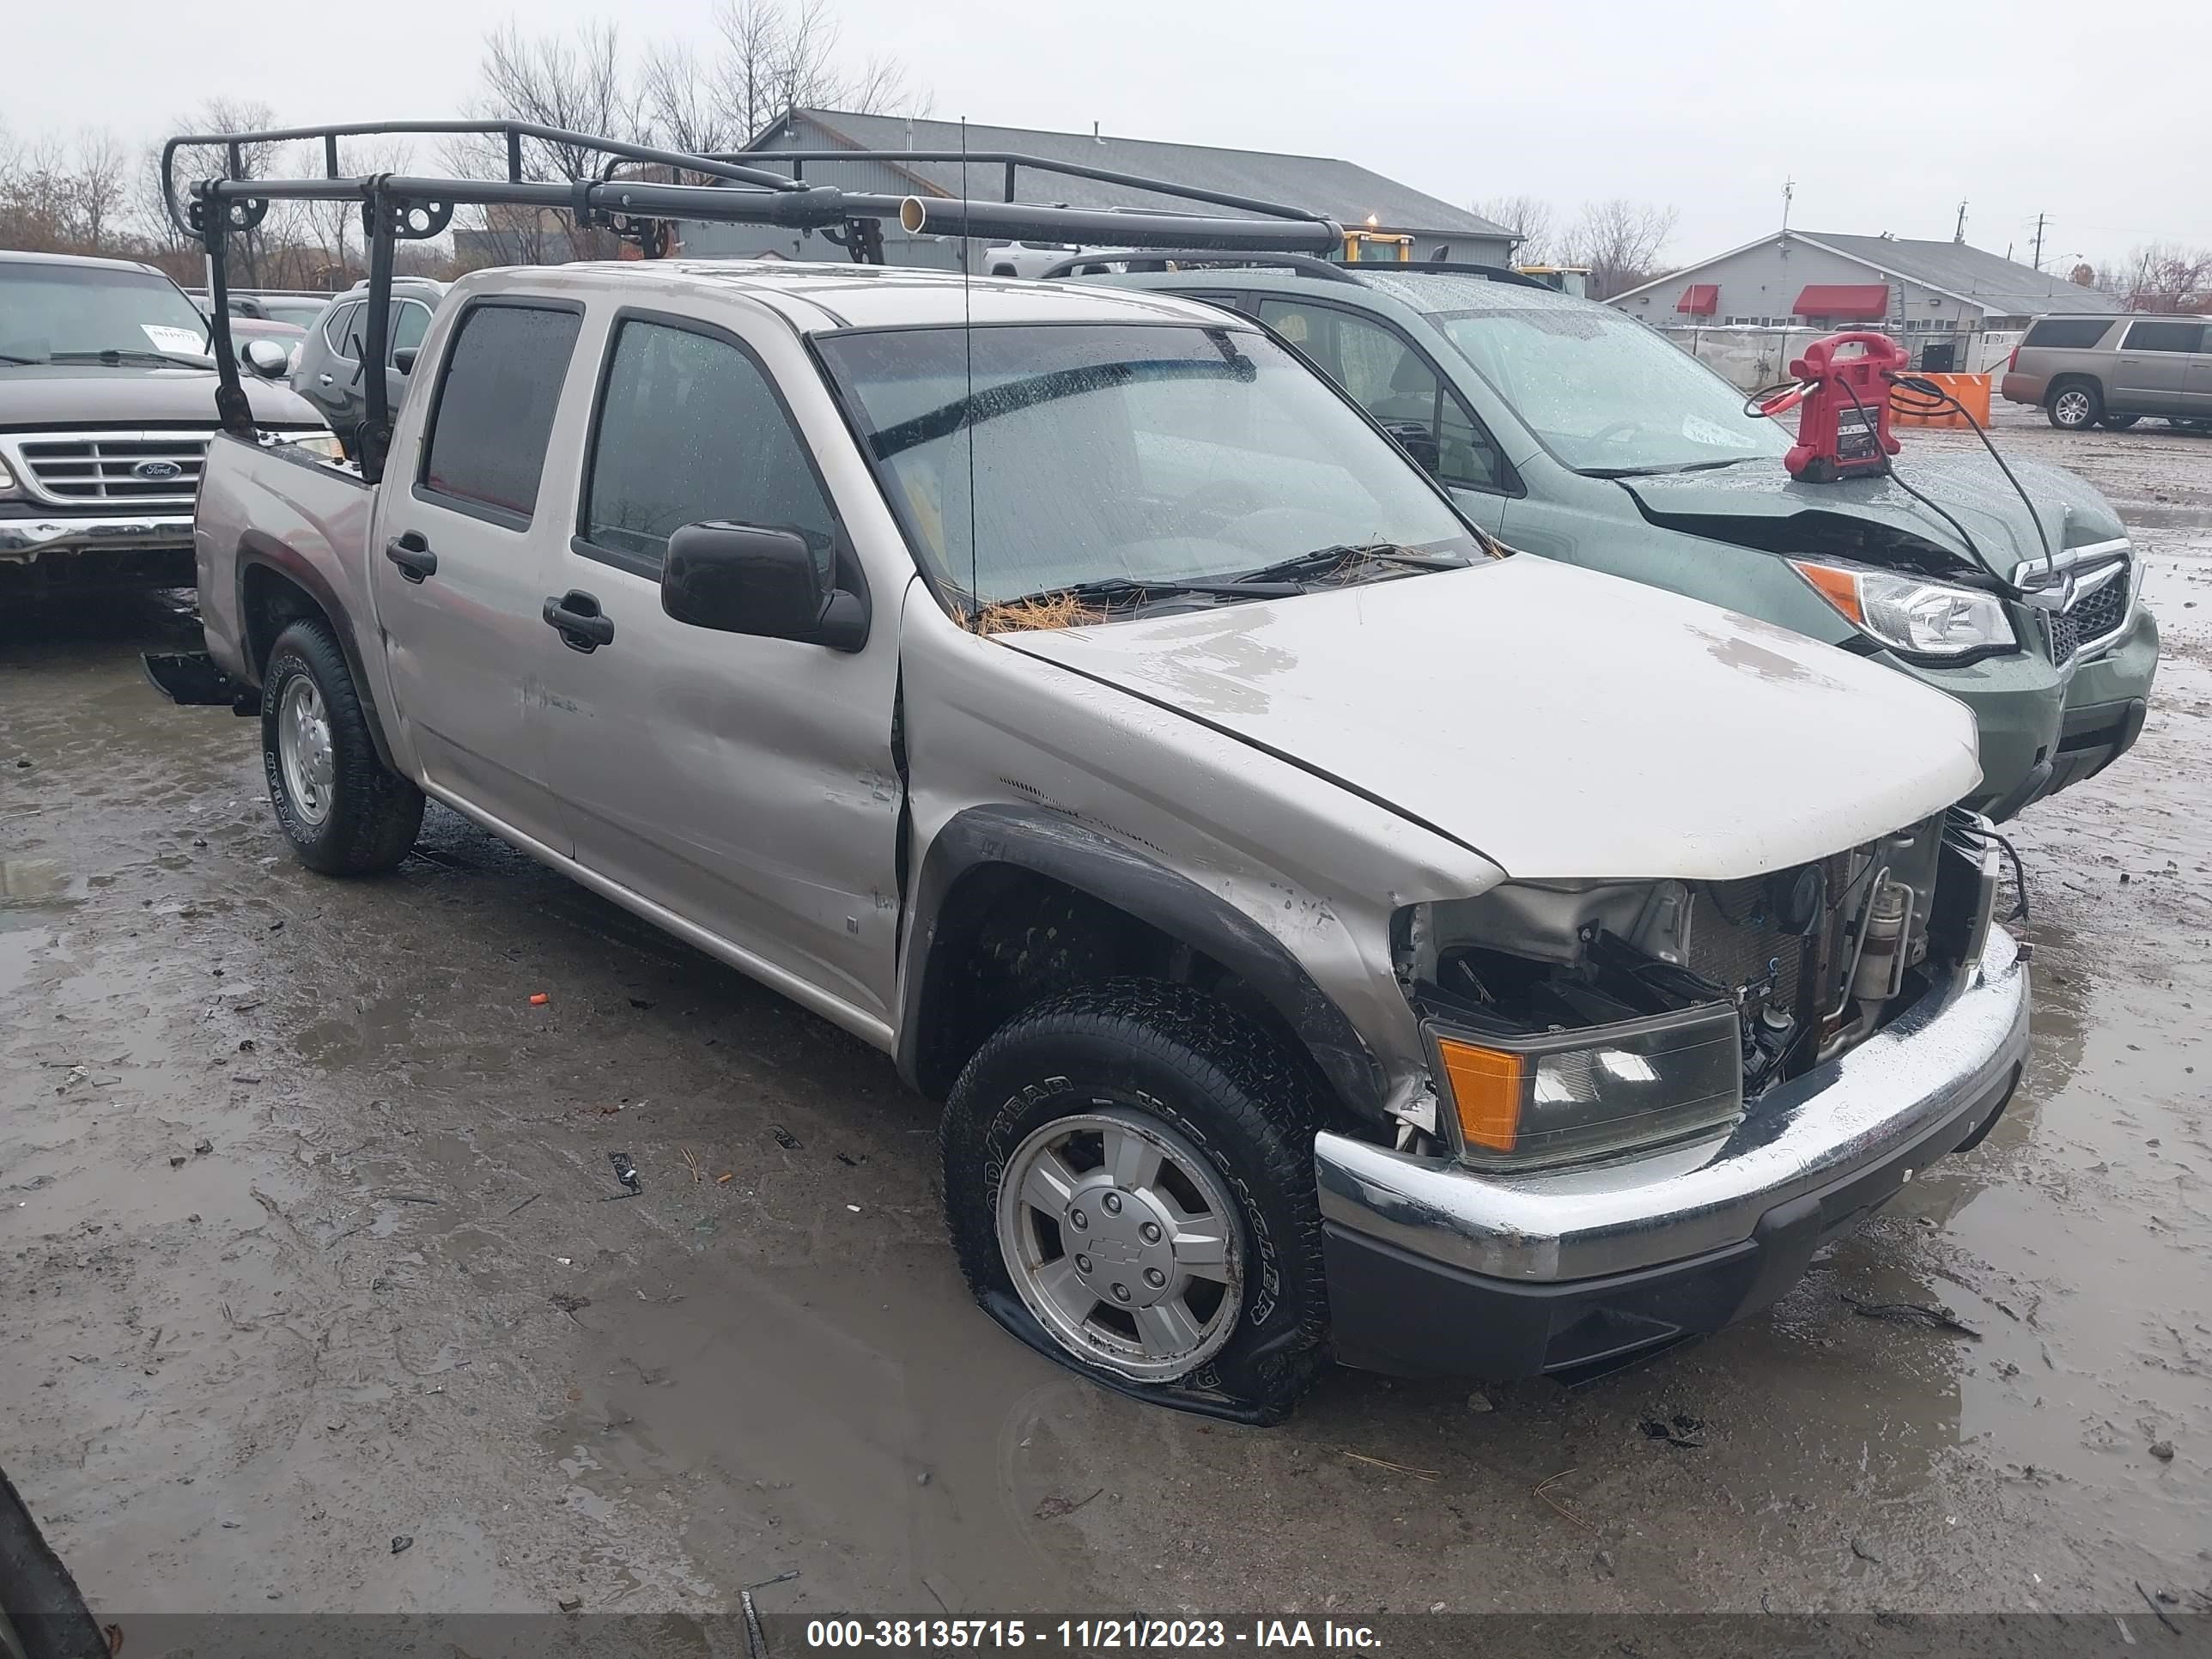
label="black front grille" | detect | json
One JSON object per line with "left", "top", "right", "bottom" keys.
{"left": 2068, "top": 570, "right": 2130, "bottom": 649}
{"left": 2045, "top": 609, "right": 2081, "bottom": 665}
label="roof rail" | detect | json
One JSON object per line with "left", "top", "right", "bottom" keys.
{"left": 1359, "top": 262, "right": 1550, "bottom": 289}
{"left": 1038, "top": 251, "right": 1360, "bottom": 283}
{"left": 165, "top": 118, "right": 1346, "bottom": 484}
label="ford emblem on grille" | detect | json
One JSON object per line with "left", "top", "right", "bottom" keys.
{"left": 133, "top": 459, "right": 184, "bottom": 481}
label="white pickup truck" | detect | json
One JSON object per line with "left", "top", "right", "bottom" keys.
{"left": 193, "top": 258, "right": 2030, "bottom": 1420}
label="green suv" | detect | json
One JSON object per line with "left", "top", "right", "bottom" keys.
{"left": 1083, "top": 261, "right": 2158, "bottom": 819}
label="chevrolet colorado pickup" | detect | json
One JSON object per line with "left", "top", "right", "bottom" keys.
{"left": 193, "top": 260, "right": 2030, "bottom": 1420}
{"left": 0, "top": 249, "right": 333, "bottom": 596}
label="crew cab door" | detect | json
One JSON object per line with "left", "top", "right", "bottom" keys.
{"left": 532, "top": 308, "right": 902, "bottom": 1023}
{"left": 369, "top": 296, "right": 585, "bottom": 851}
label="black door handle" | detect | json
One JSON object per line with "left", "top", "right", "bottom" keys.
{"left": 543, "top": 590, "right": 614, "bottom": 653}
{"left": 384, "top": 531, "right": 436, "bottom": 581}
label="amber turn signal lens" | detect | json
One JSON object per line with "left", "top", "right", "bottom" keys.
{"left": 1790, "top": 560, "right": 1864, "bottom": 625}
{"left": 1435, "top": 1037, "right": 1525, "bottom": 1153}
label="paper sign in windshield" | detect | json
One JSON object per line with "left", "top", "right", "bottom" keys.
{"left": 143, "top": 325, "right": 210, "bottom": 357}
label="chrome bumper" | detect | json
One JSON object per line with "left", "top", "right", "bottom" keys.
{"left": 1317, "top": 927, "right": 2030, "bottom": 1283}
{"left": 0, "top": 513, "right": 197, "bottom": 561}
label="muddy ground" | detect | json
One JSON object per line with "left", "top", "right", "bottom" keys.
{"left": 3, "top": 410, "right": 2209, "bottom": 1621}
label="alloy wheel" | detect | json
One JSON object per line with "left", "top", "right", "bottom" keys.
{"left": 995, "top": 1111, "right": 1244, "bottom": 1380}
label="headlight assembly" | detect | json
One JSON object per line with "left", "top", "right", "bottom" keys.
{"left": 1431, "top": 1005, "right": 1743, "bottom": 1168}
{"left": 1791, "top": 558, "right": 2016, "bottom": 659}
{"left": 279, "top": 431, "right": 347, "bottom": 461}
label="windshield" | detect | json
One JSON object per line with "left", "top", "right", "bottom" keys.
{"left": 1434, "top": 302, "right": 1789, "bottom": 475}
{"left": 0, "top": 263, "right": 212, "bottom": 365}
{"left": 817, "top": 322, "right": 1478, "bottom": 605}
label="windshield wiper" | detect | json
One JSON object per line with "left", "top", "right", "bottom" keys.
{"left": 1233, "top": 543, "right": 1467, "bottom": 586}
{"left": 0, "top": 351, "right": 42, "bottom": 365}
{"left": 50, "top": 348, "right": 212, "bottom": 369}
{"left": 994, "top": 573, "right": 1303, "bottom": 613}
{"left": 1583, "top": 455, "right": 1765, "bottom": 478}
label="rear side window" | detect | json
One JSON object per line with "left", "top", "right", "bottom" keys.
{"left": 580, "top": 319, "right": 840, "bottom": 583}
{"left": 323, "top": 301, "right": 361, "bottom": 355}
{"left": 2121, "top": 319, "right": 2207, "bottom": 354}
{"left": 2023, "top": 318, "right": 2118, "bottom": 349}
{"left": 420, "top": 302, "right": 581, "bottom": 526}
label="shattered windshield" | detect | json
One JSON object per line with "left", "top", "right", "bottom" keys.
{"left": 0, "top": 263, "right": 213, "bottom": 365}
{"left": 817, "top": 322, "right": 1479, "bottom": 607}
{"left": 1433, "top": 302, "right": 1789, "bottom": 476}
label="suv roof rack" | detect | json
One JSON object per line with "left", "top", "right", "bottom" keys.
{"left": 1038, "top": 251, "right": 1360, "bottom": 283}
{"left": 162, "top": 118, "right": 1347, "bottom": 480}
{"left": 1031, "top": 252, "right": 1551, "bottom": 290}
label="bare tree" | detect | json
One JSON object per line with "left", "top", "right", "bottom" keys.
{"left": 454, "top": 22, "right": 636, "bottom": 263}
{"left": 2092, "top": 242, "right": 2212, "bottom": 313}
{"left": 1473, "top": 194, "right": 1552, "bottom": 264}
{"left": 1559, "top": 198, "right": 1680, "bottom": 299}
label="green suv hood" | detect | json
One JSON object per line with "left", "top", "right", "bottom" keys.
{"left": 1620, "top": 451, "right": 2129, "bottom": 574}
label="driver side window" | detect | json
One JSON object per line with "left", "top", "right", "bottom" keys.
{"left": 1256, "top": 299, "right": 1507, "bottom": 494}
{"left": 580, "top": 319, "right": 842, "bottom": 584}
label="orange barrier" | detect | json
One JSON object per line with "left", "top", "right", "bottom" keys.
{"left": 1892, "top": 372, "right": 1991, "bottom": 428}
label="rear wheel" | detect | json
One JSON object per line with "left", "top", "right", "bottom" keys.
{"left": 942, "top": 980, "right": 1328, "bottom": 1422}
{"left": 2100, "top": 413, "right": 2140, "bottom": 430}
{"left": 261, "top": 619, "right": 423, "bottom": 875}
{"left": 2048, "top": 381, "right": 2101, "bottom": 430}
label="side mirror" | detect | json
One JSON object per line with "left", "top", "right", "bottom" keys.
{"left": 1382, "top": 421, "right": 1442, "bottom": 476}
{"left": 392, "top": 346, "right": 417, "bottom": 376}
{"left": 661, "top": 520, "right": 868, "bottom": 652}
{"left": 241, "top": 338, "right": 292, "bottom": 380}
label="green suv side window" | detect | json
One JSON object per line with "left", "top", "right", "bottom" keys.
{"left": 1255, "top": 298, "right": 1507, "bottom": 494}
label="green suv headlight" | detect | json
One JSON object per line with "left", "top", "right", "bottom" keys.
{"left": 1431, "top": 1004, "right": 1744, "bottom": 1168}
{"left": 1792, "top": 558, "right": 2016, "bottom": 659}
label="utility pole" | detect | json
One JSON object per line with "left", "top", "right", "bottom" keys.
{"left": 1954, "top": 199, "right": 1968, "bottom": 243}
{"left": 1782, "top": 175, "right": 1794, "bottom": 233}
{"left": 2032, "top": 212, "right": 2047, "bottom": 270}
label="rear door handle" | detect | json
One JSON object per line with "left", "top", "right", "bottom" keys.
{"left": 543, "top": 589, "right": 614, "bottom": 653}
{"left": 384, "top": 531, "right": 437, "bottom": 582}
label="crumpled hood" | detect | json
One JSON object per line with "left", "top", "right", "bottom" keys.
{"left": 1000, "top": 556, "right": 1981, "bottom": 883}
{"left": 1621, "top": 451, "right": 2128, "bottom": 574}
{"left": 0, "top": 364, "right": 321, "bottom": 429}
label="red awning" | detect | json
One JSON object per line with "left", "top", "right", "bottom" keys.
{"left": 1793, "top": 283, "right": 1889, "bottom": 319}
{"left": 1675, "top": 283, "right": 1718, "bottom": 315}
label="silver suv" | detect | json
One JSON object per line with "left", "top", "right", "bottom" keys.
{"left": 2002, "top": 313, "right": 2212, "bottom": 431}
{"left": 192, "top": 260, "right": 2031, "bottom": 1419}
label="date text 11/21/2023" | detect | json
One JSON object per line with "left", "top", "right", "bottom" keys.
{"left": 803, "top": 1619, "right": 1383, "bottom": 1650}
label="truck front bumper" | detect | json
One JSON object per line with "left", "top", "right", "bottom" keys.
{"left": 0, "top": 512, "right": 198, "bottom": 589}
{"left": 0, "top": 512, "right": 197, "bottom": 557}
{"left": 1316, "top": 927, "right": 2031, "bottom": 1379}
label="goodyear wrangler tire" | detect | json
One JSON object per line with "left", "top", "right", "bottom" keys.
{"left": 942, "top": 979, "right": 1328, "bottom": 1423}
{"left": 261, "top": 619, "right": 424, "bottom": 877}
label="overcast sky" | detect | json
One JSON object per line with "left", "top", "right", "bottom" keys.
{"left": 14, "top": 0, "right": 2208, "bottom": 269}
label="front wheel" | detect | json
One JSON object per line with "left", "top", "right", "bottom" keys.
{"left": 2048, "top": 382, "right": 2101, "bottom": 429}
{"left": 261, "top": 619, "right": 424, "bottom": 875}
{"left": 941, "top": 981, "right": 1328, "bottom": 1422}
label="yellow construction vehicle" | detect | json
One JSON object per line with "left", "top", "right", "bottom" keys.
{"left": 1516, "top": 264, "right": 1591, "bottom": 297}
{"left": 1341, "top": 228, "right": 1413, "bottom": 263}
